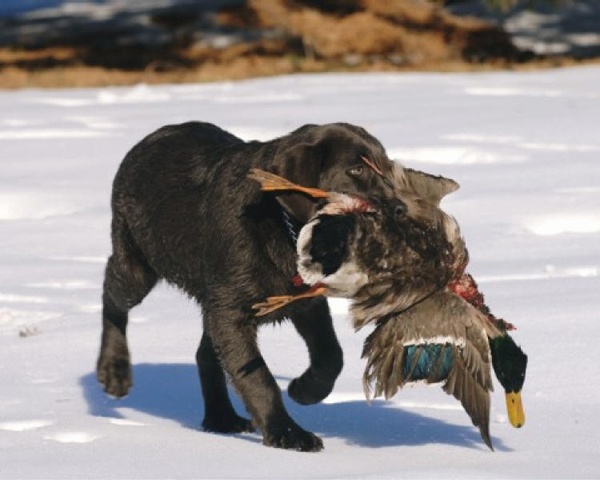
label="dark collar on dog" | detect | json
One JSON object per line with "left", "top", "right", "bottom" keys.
{"left": 280, "top": 207, "right": 302, "bottom": 246}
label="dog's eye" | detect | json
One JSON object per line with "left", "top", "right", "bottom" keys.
{"left": 348, "top": 166, "right": 365, "bottom": 177}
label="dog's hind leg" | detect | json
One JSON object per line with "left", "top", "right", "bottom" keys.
{"left": 97, "top": 215, "right": 157, "bottom": 398}
{"left": 288, "top": 298, "right": 343, "bottom": 405}
{"left": 196, "top": 332, "right": 254, "bottom": 433}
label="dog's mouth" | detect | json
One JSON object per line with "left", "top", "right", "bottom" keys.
{"left": 317, "top": 193, "right": 375, "bottom": 216}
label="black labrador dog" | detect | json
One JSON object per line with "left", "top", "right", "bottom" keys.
{"left": 97, "top": 121, "right": 403, "bottom": 451}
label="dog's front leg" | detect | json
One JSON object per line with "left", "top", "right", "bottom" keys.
{"left": 203, "top": 314, "right": 324, "bottom": 452}
{"left": 288, "top": 298, "right": 343, "bottom": 405}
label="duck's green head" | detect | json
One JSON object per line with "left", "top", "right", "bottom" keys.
{"left": 489, "top": 333, "right": 528, "bottom": 428}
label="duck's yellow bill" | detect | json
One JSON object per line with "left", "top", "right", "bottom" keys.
{"left": 505, "top": 391, "right": 525, "bottom": 428}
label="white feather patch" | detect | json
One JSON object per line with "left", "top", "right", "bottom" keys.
{"left": 296, "top": 216, "right": 368, "bottom": 296}
{"left": 403, "top": 335, "right": 466, "bottom": 349}
{"left": 297, "top": 218, "right": 324, "bottom": 285}
{"left": 321, "top": 261, "right": 369, "bottom": 297}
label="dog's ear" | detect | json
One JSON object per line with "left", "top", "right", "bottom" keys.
{"left": 270, "top": 141, "right": 323, "bottom": 224}
{"left": 405, "top": 168, "right": 459, "bottom": 206}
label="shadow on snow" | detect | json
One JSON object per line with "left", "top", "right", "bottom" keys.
{"left": 80, "top": 362, "right": 507, "bottom": 451}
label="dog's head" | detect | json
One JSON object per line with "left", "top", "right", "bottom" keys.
{"left": 270, "top": 123, "right": 400, "bottom": 223}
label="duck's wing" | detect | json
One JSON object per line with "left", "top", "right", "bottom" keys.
{"left": 350, "top": 281, "right": 439, "bottom": 330}
{"left": 442, "top": 343, "right": 494, "bottom": 450}
{"left": 361, "top": 290, "right": 497, "bottom": 450}
{"left": 361, "top": 291, "right": 495, "bottom": 395}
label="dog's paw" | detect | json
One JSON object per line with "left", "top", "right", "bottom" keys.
{"left": 288, "top": 372, "right": 334, "bottom": 405}
{"left": 96, "top": 354, "right": 132, "bottom": 398}
{"left": 202, "top": 414, "right": 254, "bottom": 434}
{"left": 263, "top": 424, "right": 324, "bottom": 452}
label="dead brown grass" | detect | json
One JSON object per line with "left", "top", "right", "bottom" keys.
{"left": 0, "top": 0, "right": 594, "bottom": 90}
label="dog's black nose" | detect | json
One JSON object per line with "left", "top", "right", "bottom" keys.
{"left": 393, "top": 199, "right": 406, "bottom": 218}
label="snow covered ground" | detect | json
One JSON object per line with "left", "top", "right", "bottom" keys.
{"left": 1, "top": 66, "right": 599, "bottom": 479}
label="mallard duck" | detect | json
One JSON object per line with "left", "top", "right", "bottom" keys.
{"left": 248, "top": 165, "right": 527, "bottom": 450}
{"left": 248, "top": 164, "right": 461, "bottom": 314}
{"left": 361, "top": 284, "right": 527, "bottom": 450}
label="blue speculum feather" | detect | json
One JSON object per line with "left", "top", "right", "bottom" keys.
{"left": 404, "top": 344, "right": 453, "bottom": 382}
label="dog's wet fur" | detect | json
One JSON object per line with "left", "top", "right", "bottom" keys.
{"left": 96, "top": 121, "right": 404, "bottom": 451}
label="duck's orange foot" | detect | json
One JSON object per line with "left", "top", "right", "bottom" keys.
{"left": 248, "top": 168, "right": 329, "bottom": 199}
{"left": 252, "top": 285, "right": 328, "bottom": 317}
{"left": 253, "top": 295, "right": 299, "bottom": 317}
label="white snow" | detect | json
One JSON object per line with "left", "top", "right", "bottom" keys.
{"left": 1, "top": 66, "right": 599, "bottom": 479}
